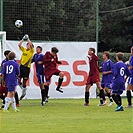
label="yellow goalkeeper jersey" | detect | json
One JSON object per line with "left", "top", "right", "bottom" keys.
{"left": 20, "top": 46, "right": 34, "bottom": 68}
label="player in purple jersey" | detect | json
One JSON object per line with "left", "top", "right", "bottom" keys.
{"left": 126, "top": 46, "right": 133, "bottom": 108}
{"left": 2, "top": 52, "right": 20, "bottom": 112}
{"left": 32, "top": 46, "right": 46, "bottom": 106}
{"left": 101, "top": 51, "right": 114, "bottom": 106}
{"left": 111, "top": 52, "right": 131, "bottom": 112}
{"left": 0, "top": 50, "right": 20, "bottom": 109}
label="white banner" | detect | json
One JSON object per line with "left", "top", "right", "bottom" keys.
{"left": 5, "top": 41, "right": 97, "bottom": 99}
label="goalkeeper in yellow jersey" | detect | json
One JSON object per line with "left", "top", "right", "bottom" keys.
{"left": 18, "top": 35, "right": 34, "bottom": 100}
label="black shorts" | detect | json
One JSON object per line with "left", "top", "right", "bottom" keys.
{"left": 19, "top": 65, "right": 30, "bottom": 79}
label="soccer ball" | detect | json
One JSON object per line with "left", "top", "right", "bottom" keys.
{"left": 15, "top": 20, "right": 23, "bottom": 28}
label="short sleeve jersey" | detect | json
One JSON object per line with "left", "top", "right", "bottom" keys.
{"left": 32, "top": 53, "right": 44, "bottom": 75}
{"left": 112, "top": 62, "right": 131, "bottom": 84}
{"left": 102, "top": 59, "right": 113, "bottom": 83}
{"left": 2, "top": 60, "right": 20, "bottom": 88}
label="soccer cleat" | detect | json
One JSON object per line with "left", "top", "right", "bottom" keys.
{"left": 20, "top": 87, "right": 27, "bottom": 100}
{"left": 56, "top": 87, "right": 63, "bottom": 93}
{"left": 0, "top": 104, "right": 4, "bottom": 109}
{"left": 125, "top": 105, "right": 132, "bottom": 108}
{"left": 14, "top": 108, "right": 20, "bottom": 112}
{"left": 97, "top": 103, "right": 105, "bottom": 106}
{"left": 103, "top": 100, "right": 107, "bottom": 105}
{"left": 84, "top": 103, "right": 90, "bottom": 106}
{"left": 45, "top": 98, "right": 48, "bottom": 102}
{"left": 41, "top": 101, "right": 46, "bottom": 106}
{"left": 108, "top": 102, "right": 114, "bottom": 106}
{"left": 115, "top": 105, "right": 124, "bottom": 112}
{"left": 16, "top": 103, "right": 20, "bottom": 107}
{"left": 3, "top": 110, "right": 10, "bottom": 113}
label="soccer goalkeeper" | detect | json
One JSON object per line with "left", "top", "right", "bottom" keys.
{"left": 18, "top": 35, "right": 34, "bottom": 100}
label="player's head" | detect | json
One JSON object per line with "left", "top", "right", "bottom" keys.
{"left": 4, "top": 50, "right": 11, "bottom": 57}
{"left": 88, "top": 48, "right": 95, "bottom": 55}
{"left": 8, "top": 52, "right": 16, "bottom": 60}
{"left": 102, "top": 51, "right": 110, "bottom": 59}
{"left": 26, "top": 42, "right": 34, "bottom": 50}
{"left": 51, "top": 47, "right": 59, "bottom": 55}
{"left": 36, "top": 46, "right": 42, "bottom": 54}
{"left": 116, "top": 52, "right": 124, "bottom": 61}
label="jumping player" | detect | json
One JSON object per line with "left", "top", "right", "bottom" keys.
{"left": 2, "top": 52, "right": 20, "bottom": 112}
{"left": 32, "top": 46, "right": 46, "bottom": 106}
{"left": 101, "top": 51, "right": 114, "bottom": 106}
{"left": 111, "top": 52, "right": 131, "bottom": 111}
{"left": 43, "top": 47, "right": 64, "bottom": 105}
{"left": 18, "top": 34, "right": 34, "bottom": 100}
{"left": 84, "top": 48, "right": 105, "bottom": 106}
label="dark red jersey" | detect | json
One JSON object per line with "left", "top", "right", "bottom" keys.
{"left": 43, "top": 51, "right": 61, "bottom": 71}
{"left": 88, "top": 53, "right": 99, "bottom": 75}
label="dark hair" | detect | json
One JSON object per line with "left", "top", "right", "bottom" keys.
{"left": 89, "top": 48, "right": 95, "bottom": 53}
{"left": 36, "top": 46, "right": 42, "bottom": 51}
{"left": 116, "top": 52, "right": 124, "bottom": 60}
{"left": 51, "top": 47, "right": 59, "bottom": 53}
{"left": 8, "top": 52, "right": 16, "bottom": 60}
{"left": 4, "top": 50, "right": 11, "bottom": 56}
{"left": 103, "top": 51, "right": 110, "bottom": 59}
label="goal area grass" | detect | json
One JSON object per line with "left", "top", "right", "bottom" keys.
{"left": 0, "top": 98, "right": 133, "bottom": 133}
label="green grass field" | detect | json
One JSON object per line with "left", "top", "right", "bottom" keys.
{"left": 0, "top": 98, "right": 133, "bottom": 133}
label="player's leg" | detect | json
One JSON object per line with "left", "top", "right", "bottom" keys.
{"left": 96, "top": 82, "right": 105, "bottom": 105}
{"left": 20, "top": 66, "right": 30, "bottom": 100}
{"left": 105, "top": 87, "right": 113, "bottom": 106}
{"left": 84, "top": 84, "right": 91, "bottom": 106}
{"left": 0, "top": 93, "right": 5, "bottom": 109}
{"left": 15, "top": 92, "right": 20, "bottom": 107}
{"left": 3, "top": 92, "right": 12, "bottom": 112}
{"left": 44, "top": 82, "right": 50, "bottom": 104}
{"left": 56, "top": 71, "right": 64, "bottom": 93}
{"left": 126, "top": 84, "right": 132, "bottom": 107}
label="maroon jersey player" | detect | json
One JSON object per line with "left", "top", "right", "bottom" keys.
{"left": 43, "top": 47, "right": 64, "bottom": 105}
{"left": 84, "top": 48, "right": 105, "bottom": 106}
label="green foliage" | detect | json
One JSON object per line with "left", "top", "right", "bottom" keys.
{"left": 98, "top": 52, "right": 131, "bottom": 66}
{"left": 3, "top": 0, "right": 132, "bottom": 52}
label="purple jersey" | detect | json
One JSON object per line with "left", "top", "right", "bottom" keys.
{"left": 112, "top": 62, "right": 131, "bottom": 85}
{"left": 32, "top": 53, "right": 44, "bottom": 75}
{"left": 101, "top": 59, "right": 113, "bottom": 84}
{"left": 129, "top": 55, "right": 133, "bottom": 76}
{"left": 2, "top": 60, "right": 20, "bottom": 88}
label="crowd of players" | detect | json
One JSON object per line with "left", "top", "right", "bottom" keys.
{"left": 0, "top": 34, "right": 133, "bottom": 112}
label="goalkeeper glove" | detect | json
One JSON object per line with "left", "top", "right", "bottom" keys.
{"left": 22, "top": 34, "right": 29, "bottom": 40}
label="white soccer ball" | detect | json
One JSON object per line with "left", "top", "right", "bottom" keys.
{"left": 15, "top": 20, "right": 23, "bottom": 28}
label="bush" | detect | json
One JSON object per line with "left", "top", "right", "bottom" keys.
{"left": 98, "top": 52, "right": 131, "bottom": 67}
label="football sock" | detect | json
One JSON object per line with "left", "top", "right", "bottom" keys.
{"left": 112, "top": 94, "right": 121, "bottom": 106}
{"left": 57, "top": 78, "right": 63, "bottom": 88}
{"left": 41, "top": 89, "right": 45, "bottom": 102}
{"left": 127, "top": 90, "right": 132, "bottom": 106}
{"left": 107, "top": 93, "right": 113, "bottom": 102}
{"left": 46, "top": 86, "right": 49, "bottom": 97}
{"left": 44, "top": 85, "right": 48, "bottom": 97}
{"left": 11, "top": 97, "right": 17, "bottom": 110}
{"left": 4, "top": 97, "right": 11, "bottom": 110}
{"left": 15, "top": 92, "right": 19, "bottom": 104}
{"left": 99, "top": 89, "right": 104, "bottom": 104}
{"left": 117, "top": 95, "right": 122, "bottom": 105}
{"left": 85, "top": 92, "right": 89, "bottom": 104}
{"left": 0, "top": 94, "right": 5, "bottom": 100}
